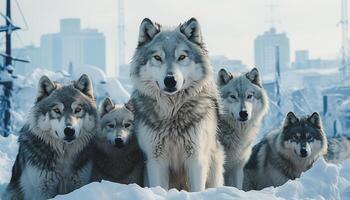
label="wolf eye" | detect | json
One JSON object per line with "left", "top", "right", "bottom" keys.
{"left": 53, "top": 108, "right": 61, "bottom": 114}
{"left": 75, "top": 107, "right": 82, "bottom": 113}
{"left": 230, "top": 95, "right": 237, "bottom": 100}
{"left": 124, "top": 123, "right": 131, "bottom": 128}
{"left": 107, "top": 124, "right": 115, "bottom": 128}
{"left": 153, "top": 55, "right": 162, "bottom": 62}
{"left": 247, "top": 94, "right": 253, "bottom": 99}
{"left": 178, "top": 55, "right": 187, "bottom": 61}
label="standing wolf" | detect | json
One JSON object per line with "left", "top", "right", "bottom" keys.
{"left": 243, "top": 112, "right": 328, "bottom": 191}
{"left": 2, "top": 74, "right": 98, "bottom": 200}
{"left": 217, "top": 68, "right": 269, "bottom": 189}
{"left": 91, "top": 97, "right": 144, "bottom": 185}
{"left": 130, "top": 18, "right": 225, "bottom": 191}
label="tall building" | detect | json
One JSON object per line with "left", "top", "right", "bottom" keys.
{"left": 254, "top": 28, "right": 290, "bottom": 75}
{"left": 40, "top": 18, "right": 106, "bottom": 72}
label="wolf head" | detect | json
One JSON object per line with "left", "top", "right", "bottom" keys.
{"left": 279, "top": 112, "right": 327, "bottom": 159}
{"left": 99, "top": 97, "right": 134, "bottom": 148}
{"left": 130, "top": 18, "right": 212, "bottom": 97}
{"left": 217, "top": 68, "right": 268, "bottom": 123}
{"left": 30, "top": 74, "right": 97, "bottom": 143}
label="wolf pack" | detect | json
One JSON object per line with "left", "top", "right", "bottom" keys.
{"left": 3, "top": 18, "right": 350, "bottom": 200}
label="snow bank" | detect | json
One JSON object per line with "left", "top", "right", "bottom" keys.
{"left": 0, "top": 134, "right": 19, "bottom": 196}
{"left": 51, "top": 158, "right": 350, "bottom": 200}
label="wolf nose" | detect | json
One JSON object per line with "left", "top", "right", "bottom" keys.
{"left": 300, "top": 149, "right": 308, "bottom": 157}
{"left": 164, "top": 75, "right": 177, "bottom": 89}
{"left": 239, "top": 111, "right": 248, "bottom": 120}
{"left": 115, "top": 138, "right": 124, "bottom": 148}
{"left": 64, "top": 127, "right": 75, "bottom": 137}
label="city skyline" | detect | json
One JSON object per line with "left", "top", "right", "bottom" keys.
{"left": 0, "top": 0, "right": 343, "bottom": 76}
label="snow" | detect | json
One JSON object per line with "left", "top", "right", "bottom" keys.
{"left": 1, "top": 68, "right": 350, "bottom": 200}
{"left": 0, "top": 135, "right": 349, "bottom": 200}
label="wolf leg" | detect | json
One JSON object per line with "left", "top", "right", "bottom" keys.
{"left": 146, "top": 159, "right": 169, "bottom": 190}
{"left": 231, "top": 165, "right": 244, "bottom": 189}
{"left": 206, "top": 148, "right": 225, "bottom": 188}
{"left": 187, "top": 157, "right": 208, "bottom": 192}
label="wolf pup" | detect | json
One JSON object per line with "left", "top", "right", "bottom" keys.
{"left": 217, "top": 68, "right": 269, "bottom": 189}
{"left": 91, "top": 97, "right": 144, "bottom": 185}
{"left": 243, "top": 112, "right": 328, "bottom": 191}
{"left": 129, "top": 18, "right": 225, "bottom": 192}
{"left": 325, "top": 136, "right": 350, "bottom": 163}
{"left": 2, "top": 74, "right": 98, "bottom": 200}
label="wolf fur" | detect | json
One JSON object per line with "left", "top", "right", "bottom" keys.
{"left": 243, "top": 112, "right": 328, "bottom": 191}
{"left": 217, "top": 68, "right": 269, "bottom": 189}
{"left": 2, "top": 74, "right": 98, "bottom": 200}
{"left": 91, "top": 97, "right": 145, "bottom": 185}
{"left": 325, "top": 136, "right": 350, "bottom": 163}
{"left": 130, "top": 18, "right": 225, "bottom": 192}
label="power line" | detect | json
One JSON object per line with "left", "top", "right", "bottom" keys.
{"left": 14, "top": 0, "right": 28, "bottom": 31}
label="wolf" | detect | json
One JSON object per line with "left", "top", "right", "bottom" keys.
{"left": 91, "top": 97, "right": 145, "bottom": 186}
{"left": 325, "top": 136, "right": 350, "bottom": 163}
{"left": 2, "top": 74, "right": 98, "bottom": 200}
{"left": 217, "top": 68, "right": 269, "bottom": 189}
{"left": 129, "top": 18, "right": 225, "bottom": 192}
{"left": 243, "top": 112, "right": 328, "bottom": 191}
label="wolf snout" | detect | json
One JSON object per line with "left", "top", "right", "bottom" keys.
{"left": 300, "top": 149, "right": 309, "bottom": 158}
{"left": 64, "top": 127, "right": 75, "bottom": 138}
{"left": 239, "top": 111, "right": 248, "bottom": 121}
{"left": 164, "top": 75, "right": 177, "bottom": 91}
{"left": 115, "top": 137, "right": 124, "bottom": 148}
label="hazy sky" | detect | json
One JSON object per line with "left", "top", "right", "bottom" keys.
{"left": 0, "top": 0, "right": 342, "bottom": 75}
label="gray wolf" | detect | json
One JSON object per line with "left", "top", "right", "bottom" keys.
{"left": 129, "top": 18, "right": 225, "bottom": 192}
{"left": 91, "top": 97, "right": 144, "bottom": 186}
{"left": 2, "top": 74, "right": 98, "bottom": 200}
{"left": 217, "top": 68, "right": 269, "bottom": 189}
{"left": 243, "top": 112, "right": 328, "bottom": 191}
{"left": 325, "top": 136, "right": 350, "bottom": 163}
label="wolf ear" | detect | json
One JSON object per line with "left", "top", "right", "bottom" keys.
{"left": 124, "top": 100, "right": 134, "bottom": 113}
{"left": 138, "top": 18, "right": 160, "bottom": 47}
{"left": 308, "top": 112, "right": 322, "bottom": 129}
{"left": 217, "top": 68, "right": 233, "bottom": 86}
{"left": 74, "top": 74, "right": 94, "bottom": 99}
{"left": 180, "top": 18, "right": 203, "bottom": 45}
{"left": 100, "top": 97, "right": 114, "bottom": 117}
{"left": 246, "top": 68, "right": 262, "bottom": 87}
{"left": 36, "top": 75, "right": 56, "bottom": 102}
{"left": 283, "top": 112, "right": 299, "bottom": 128}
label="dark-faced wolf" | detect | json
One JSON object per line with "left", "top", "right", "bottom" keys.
{"left": 243, "top": 112, "right": 327, "bottom": 191}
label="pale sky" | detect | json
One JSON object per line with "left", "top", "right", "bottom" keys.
{"left": 0, "top": 0, "right": 343, "bottom": 75}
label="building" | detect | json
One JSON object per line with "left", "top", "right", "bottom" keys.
{"left": 12, "top": 45, "right": 41, "bottom": 75}
{"left": 293, "top": 50, "right": 340, "bottom": 69}
{"left": 211, "top": 55, "right": 247, "bottom": 76}
{"left": 40, "top": 18, "right": 106, "bottom": 72}
{"left": 254, "top": 28, "right": 290, "bottom": 75}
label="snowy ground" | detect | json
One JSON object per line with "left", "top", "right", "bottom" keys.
{"left": 1, "top": 67, "right": 350, "bottom": 199}
{"left": 0, "top": 133, "right": 350, "bottom": 199}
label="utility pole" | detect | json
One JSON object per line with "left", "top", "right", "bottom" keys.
{"left": 275, "top": 46, "right": 281, "bottom": 108}
{"left": 340, "top": 0, "right": 350, "bottom": 81}
{"left": 265, "top": 0, "right": 280, "bottom": 29}
{"left": 0, "top": 0, "right": 29, "bottom": 137}
{"left": 117, "top": 0, "right": 126, "bottom": 77}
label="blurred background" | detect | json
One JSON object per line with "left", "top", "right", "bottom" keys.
{"left": 0, "top": 0, "right": 349, "bottom": 139}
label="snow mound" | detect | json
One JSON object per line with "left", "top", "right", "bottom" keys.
{"left": 0, "top": 134, "right": 350, "bottom": 200}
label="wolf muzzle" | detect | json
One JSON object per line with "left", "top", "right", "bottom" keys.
{"left": 64, "top": 127, "right": 76, "bottom": 142}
